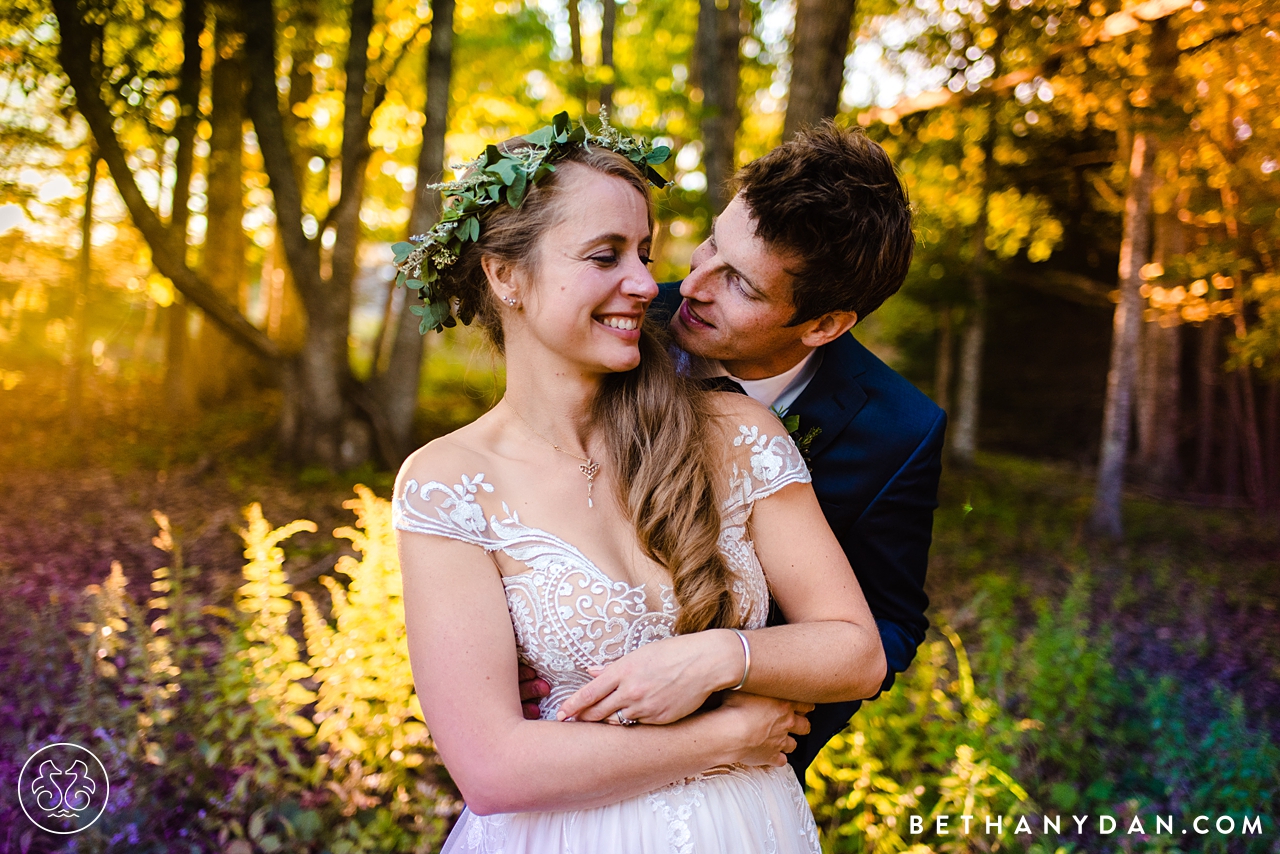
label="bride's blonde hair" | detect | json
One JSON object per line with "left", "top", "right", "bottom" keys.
{"left": 437, "top": 145, "right": 739, "bottom": 634}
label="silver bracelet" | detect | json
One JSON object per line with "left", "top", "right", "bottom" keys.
{"left": 727, "top": 628, "right": 751, "bottom": 691}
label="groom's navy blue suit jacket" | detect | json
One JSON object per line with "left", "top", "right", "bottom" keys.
{"left": 653, "top": 283, "right": 946, "bottom": 777}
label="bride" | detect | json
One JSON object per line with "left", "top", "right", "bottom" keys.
{"left": 392, "top": 117, "right": 886, "bottom": 853}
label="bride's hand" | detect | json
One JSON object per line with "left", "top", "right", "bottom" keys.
{"left": 556, "top": 630, "right": 746, "bottom": 725}
{"left": 714, "top": 692, "right": 814, "bottom": 767}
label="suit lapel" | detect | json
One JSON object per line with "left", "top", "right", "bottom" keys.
{"left": 788, "top": 333, "right": 870, "bottom": 459}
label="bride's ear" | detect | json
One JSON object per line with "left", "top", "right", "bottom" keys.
{"left": 481, "top": 255, "right": 521, "bottom": 309}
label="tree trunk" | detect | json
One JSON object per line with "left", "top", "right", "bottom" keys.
{"left": 374, "top": 0, "right": 455, "bottom": 466}
{"left": 1136, "top": 318, "right": 1157, "bottom": 468}
{"left": 568, "top": 0, "right": 586, "bottom": 105}
{"left": 164, "top": 299, "right": 197, "bottom": 416}
{"left": 1088, "top": 132, "right": 1155, "bottom": 538}
{"left": 1223, "top": 368, "right": 1244, "bottom": 499}
{"left": 1193, "top": 317, "right": 1220, "bottom": 491}
{"left": 933, "top": 306, "right": 954, "bottom": 415}
{"left": 195, "top": 14, "right": 253, "bottom": 405}
{"left": 1266, "top": 379, "right": 1278, "bottom": 502}
{"left": 1234, "top": 368, "right": 1266, "bottom": 507}
{"left": 163, "top": 0, "right": 206, "bottom": 421}
{"left": 782, "top": 0, "right": 857, "bottom": 140}
{"left": 66, "top": 149, "right": 99, "bottom": 434}
{"left": 695, "top": 0, "right": 742, "bottom": 211}
{"left": 243, "top": 0, "right": 377, "bottom": 468}
{"left": 1226, "top": 280, "right": 1267, "bottom": 509}
{"left": 599, "top": 0, "right": 616, "bottom": 116}
{"left": 948, "top": 100, "right": 1000, "bottom": 466}
{"left": 1136, "top": 210, "right": 1184, "bottom": 490}
{"left": 1135, "top": 319, "right": 1182, "bottom": 490}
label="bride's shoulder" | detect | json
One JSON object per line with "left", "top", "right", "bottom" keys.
{"left": 394, "top": 420, "right": 497, "bottom": 502}
{"left": 702, "top": 392, "right": 809, "bottom": 496}
{"left": 703, "top": 391, "right": 786, "bottom": 442}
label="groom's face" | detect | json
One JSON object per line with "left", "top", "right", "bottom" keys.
{"left": 668, "top": 195, "right": 812, "bottom": 380}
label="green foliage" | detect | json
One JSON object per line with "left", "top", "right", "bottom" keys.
{"left": 807, "top": 627, "right": 1034, "bottom": 852}
{"left": 1132, "top": 677, "right": 1280, "bottom": 853}
{"left": 56, "top": 496, "right": 451, "bottom": 852}
{"left": 297, "top": 485, "right": 453, "bottom": 844}
{"left": 973, "top": 571, "right": 1123, "bottom": 811}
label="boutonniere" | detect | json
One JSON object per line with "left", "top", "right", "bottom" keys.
{"left": 774, "top": 408, "right": 821, "bottom": 471}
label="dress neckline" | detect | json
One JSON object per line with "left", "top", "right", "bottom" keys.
{"left": 492, "top": 507, "right": 675, "bottom": 601}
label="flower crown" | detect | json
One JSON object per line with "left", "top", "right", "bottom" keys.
{"left": 391, "top": 111, "right": 672, "bottom": 334}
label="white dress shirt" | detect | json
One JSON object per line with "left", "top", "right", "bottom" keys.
{"left": 685, "top": 349, "right": 822, "bottom": 415}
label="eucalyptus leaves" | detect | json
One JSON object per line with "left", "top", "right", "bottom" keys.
{"left": 391, "top": 111, "right": 672, "bottom": 334}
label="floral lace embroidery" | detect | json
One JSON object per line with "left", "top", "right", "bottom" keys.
{"left": 720, "top": 425, "right": 812, "bottom": 627}
{"left": 646, "top": 777, "right": 708, "bottom": 854}
{"left": 461, "top": 811, "right": 509, "bottom": 851}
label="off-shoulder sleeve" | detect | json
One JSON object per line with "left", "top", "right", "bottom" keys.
{"left": 392, "top": 471, "right": 503, "bottom": 551}
{"left": 727, "top": 423, "right": 812, "bottom": 506}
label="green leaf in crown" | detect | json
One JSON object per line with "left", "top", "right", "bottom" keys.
{"left": 392, "top": 111, "right": 672, "bottom": 334}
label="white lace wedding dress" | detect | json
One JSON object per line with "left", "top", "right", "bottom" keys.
{"left": 392, "top": 423, "right": 823, "bottom": 854}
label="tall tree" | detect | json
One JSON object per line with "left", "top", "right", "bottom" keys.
{"left": 1135, "top": 209, "right": 1184, "bottom": 491}
{"left": 66, "top": 148, "right": 98, "bottom": 434}
{"left": 600, "top": 0, "right": 617, "bottom": 115}
{"left": 1089, "top": 13, "right": 1180, "bottom": 536}
{"left": 194, "top": 10, "right": 251, "bottom": 405}
{"left": 162, "top": 0, "right": 207, "bottom": 420}
{"left": 1193, "top": 317, "right": 1221, "bottom": 492}
{"left": 567, "top": 0, "right": 585, "bottom": 105}
{"left": 695, "top": 0, "right": 742, "bottom": 211}
{"left": 243, "top": 0, "right": 380, "bottom": 467}
{"left": 948, "top": 5, "right": 1006, "bottom": 466}
{"left": 1089, "top": 128, "right": 1155, "bottom": 537}
{"left": 782, "top": 0, "right": 856, "bottom": 139}
{"left": 373, "top": 0, "right": 456, "bottom": 465}
{"left": 948, "top": 99, "right": 1000, "bottom": 465}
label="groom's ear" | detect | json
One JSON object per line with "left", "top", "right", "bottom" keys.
{"left": 799, "top": 310, "right": 858, "bottom": 348}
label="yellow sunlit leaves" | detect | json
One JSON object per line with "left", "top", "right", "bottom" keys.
{"left": 147, "top": 272, "right": 175, "bottom": 307}
{"left": 0, "top": 369, "right": 24, "bottom": 391}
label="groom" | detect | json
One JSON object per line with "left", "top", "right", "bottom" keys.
{"left": 526, "top": 122, "right": 945, "bottom": 778}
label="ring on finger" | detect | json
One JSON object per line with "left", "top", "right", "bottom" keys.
{"left": 615, "top": 710, "right": 638, "bottom": 726}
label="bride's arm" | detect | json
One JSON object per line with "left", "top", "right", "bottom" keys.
{"left": 724, "top": 476, "right": 887, "bottom": 702}
{"left": 397, "top": 527, "right": 809, "bottom": 815}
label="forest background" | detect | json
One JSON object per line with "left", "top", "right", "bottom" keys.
{"left": 1, "top": 0, "right": 1278, "bottom": 852}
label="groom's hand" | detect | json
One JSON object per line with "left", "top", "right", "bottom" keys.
{"left": 519, "top": 664, "right": 550, "bottom": 720}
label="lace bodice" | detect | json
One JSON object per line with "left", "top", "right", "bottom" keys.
{"left": 392, "top": 422, "right": 811, "bottom": 719}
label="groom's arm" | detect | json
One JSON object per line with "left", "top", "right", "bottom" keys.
{"left": 852, "top": 408, "right": 945, "bottom": 694}
{"left": 790, "top": 409, "right": 945, "bottom": 776}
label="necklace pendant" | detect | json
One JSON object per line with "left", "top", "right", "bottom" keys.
{"left": 580, "top": 460, "right": 599, "bottom": 508}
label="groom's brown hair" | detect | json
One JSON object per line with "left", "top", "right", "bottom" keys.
{"left": 732, "top": 121, "right": 914, "bottom": 325}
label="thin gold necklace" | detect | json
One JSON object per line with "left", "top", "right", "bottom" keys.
{"left": 508, "top": 404, "right": 601, "bottom": 508}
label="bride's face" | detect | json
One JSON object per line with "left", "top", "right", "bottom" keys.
{"left": 508, "top": 164, "right": 658, "bottom": 374}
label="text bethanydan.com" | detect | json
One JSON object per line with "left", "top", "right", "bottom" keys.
{"left": 910, "top": 813, "right": 1266, "bottom": 838}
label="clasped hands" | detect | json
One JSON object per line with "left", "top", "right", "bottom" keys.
{"left": 518, "top": 629, "right": 813, "bottom": 758}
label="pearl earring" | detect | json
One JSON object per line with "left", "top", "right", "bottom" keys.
{"left": 503, "top": 296, "right": 518, "bottom": 307}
